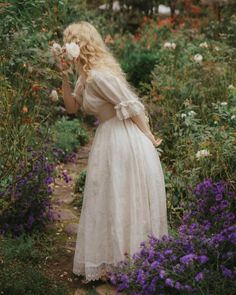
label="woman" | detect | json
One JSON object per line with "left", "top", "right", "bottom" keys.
{"left": 56, "top": 21, "right": 169, "bottom": 283}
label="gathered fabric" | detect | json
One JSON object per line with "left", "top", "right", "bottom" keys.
{"left": 72, "top": 68, "right": 169, "bottom": 281}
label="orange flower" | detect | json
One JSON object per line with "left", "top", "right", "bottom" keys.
{"left": 32, "top": 84, "right": 41, "bottom": 92}
{"left": 104, "top": 34, "right": 114, "bottom": 44}
{"left": 22, "top": 106, "right": 28, "bottom": 113}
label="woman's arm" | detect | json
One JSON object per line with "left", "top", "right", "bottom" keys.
{"left": 61, "top": 73, "right": 80, "bottom": 114}
{"left": 130, "top": 111, "right": 163, "bottom": 147}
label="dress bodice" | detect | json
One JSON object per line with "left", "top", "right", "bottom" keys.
{"left": 72, "top": 68, "right": 146, "bottom": 123}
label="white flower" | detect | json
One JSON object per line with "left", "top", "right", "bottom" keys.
{"left": 164, "top": 42, "right": 172, "bottom": 49}
{"left": 188, "top": 110, "right": 197, "bottom": 116}
{"left": 196, "top": 149, "right": 211, "bottom": 159}
{"left": 220, "top": 102, "right": 228, "bottom": 106}
{"left": 193, "top": 54, "right": 203, "bottom": 63}
{"left": 214, "top": 46, "right": 220, "bottom": 51}
{"left": 231, "top": 115, "right": 235, "bottom": 120}
{"left": 163, "top": 42, "right": 176, "bottom": 50}
{"left": 199, "top": 42, "right": 208, "bottom": 48}
{"left": 65, "top": 42, "right": 80, "bottom": 60}
{"left": 51, "top": 42, "right": 62, "bottom": 56}
{"left": 50, "top": 90, "right": 59, "bottom": 101}
{"left": 171, "top": 42, "right": 176, "bottom": 49}
{"left": 181, "top": 113, "right": 187, "bottom": 118}
{"left": 228, "top": 84, "right": 234, "bottom": 89}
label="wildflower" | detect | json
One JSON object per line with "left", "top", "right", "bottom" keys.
{"left": 51, "top": 42, "right": 62, "bottom": 56}
{"left": 193, "top": 54, "right": 203, "bottom": 63}
{"left": 196, "top": 149, "right": 211, "bottom": 159}
{"left": 65, "top": 42, "right": 80, "bottom": 60}
{"left": 230, "top": 115, "right": 235, "bottom": 120}
{"left": 50, "top": 89, "right": 59, "bottom": 101}
{"left": 220, "top": 102, "right": 228, "bottom": 106}
{"left": 199, "top": 42, "right": 208, "bottom": 48}
{"left": 195, "top": 271, "right": 204, "bottom": 281}
{"left": 22, "top": 106, "right": 28, "bottom": 113}
{"left": 163, "top": 42, "right": 176, "bottom": 50}
{"left": 188, "top": 110, "right": 196, "bottom": 116}
{"left": 181, "top": 113, "right": 186, "bottom": 118}
{"left": 228, "top": 84, "right": 234, "bottom": 89}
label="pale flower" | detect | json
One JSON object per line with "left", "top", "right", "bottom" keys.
{"left": 164, "top": 42, "right": 172, "bottom": 49}
{"left": 196, "top": 149, "right": 211, "bottom": 160}
{"left": 163, "top": 42, "right": 176, "bottom": 50}
{"left": 231, "top": 115, "right": 235, "bottom": 120}
{"left": 188, "top": 110, "right": 197, "bottom": 116}
{"left": 181, "top": 113, "right": 187, "bottom": 118}
{"left": 50, "top": 90, "right": 59, "bottom": 101}
{"left": 171, "top": 42, "right": 176, "bottom": 49}
{"left": 65, "top": 42, "right": 80, "bottom": 60}
{"left": 220, "top": 102, "right": 228, "bottom": 106}
{"left": 199, "top": 42, "right": 208, "bottom": 48}
{"left": 214, "top": 46, "right": 220, "bottom": 51}
{"left": 51, "top": 42, "right": 62, "bottom": 56}
{"left": 228, "top": 84, "right": 234, "bottom": 89}
{"left": 193, "top": 54, "right": 203, "bottom": 63}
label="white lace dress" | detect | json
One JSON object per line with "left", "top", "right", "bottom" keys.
{"left": 71, "top": 68, "right": 169, "bottom": 281}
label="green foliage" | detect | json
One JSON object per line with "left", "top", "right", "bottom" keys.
{"left": 73, "top": 170, "right": 87, "bottom": 209}
{"left": 49, "top": 117, "right": 89, "bottom": 154}
{"left": 0, "top": 233, "right": 69, "bottom": 295}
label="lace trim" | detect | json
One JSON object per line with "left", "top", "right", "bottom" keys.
{"left": 73, "top": 261, "right": 119, "bottom": 282}
{"left": 114, "top": 99, "right": 145, "bottom": 120}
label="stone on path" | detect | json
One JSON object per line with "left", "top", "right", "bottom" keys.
{"left": 64, "top": 223, "right": 78, "bottom": 235}
{"left": 96, "top": 283, "right": 122, "bottom": 295}
{"left": 74, "top": 289, "right": 87, "bottom": 295}
{"left": 52, "top": 208, "right": 78, "bottom": 221}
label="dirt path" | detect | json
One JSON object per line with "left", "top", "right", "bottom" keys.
{"left": 49, "top": 130, "right": 119, "bottom": 295}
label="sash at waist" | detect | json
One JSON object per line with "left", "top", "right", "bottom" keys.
{"left": 96, "top": 103, "right": 117, "bottom": 123}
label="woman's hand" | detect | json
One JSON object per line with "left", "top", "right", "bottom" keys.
{"left": 145, "top": 131, "right": 163, "bottom": 147}
{"left": 53, "top": 51, "right": 71, "bottom": 77}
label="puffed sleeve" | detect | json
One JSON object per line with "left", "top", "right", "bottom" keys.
{"left": 71, "top": 75, "right": 85, "bottom": 106}
{"left": 89, "top": 69, "right": 146, "bottom": 120}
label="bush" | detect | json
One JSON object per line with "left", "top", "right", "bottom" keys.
{"left": 47, "top": 117, "right": 89, "bottom": 162}
{"left": 0, "top": 233, "right": 69, "bottom": 295}
{"left": 108, "top": 179, "right": 236, "bottom": 295}
{"left": 73, "top": 170, "right": 87, "bottom": 209}
{"left": 0, "top": 147, "right": 55, "bottom": 237}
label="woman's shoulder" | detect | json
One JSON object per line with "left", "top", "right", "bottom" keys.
{"left": 89, "top": 67, "right": 117, "bottom": 83}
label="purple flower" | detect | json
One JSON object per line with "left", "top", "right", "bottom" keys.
{"left": 165, "top": 278, "right": 174, "bottom": 287}
{"left": 198, "top": 255, "right": 209, "bottom": 264}
{"left": 195, "top": 272, "right": 204, "bottom": 281}
{"left": 180, "top": 253, "right": 197, "bottom": 264}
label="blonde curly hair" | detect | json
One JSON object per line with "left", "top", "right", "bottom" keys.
{"left": 63, "top": 21, "right": 127, "bottom": 82}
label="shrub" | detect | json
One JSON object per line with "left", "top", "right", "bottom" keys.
{"left": 0, "top": 147, "right": 55, "bottom": 237}
{"left": 48, "top": 117, "right": 89, "bottom": 162}
{"left": 73, "top": 170, "right": 87, "bottom": 209}
{"left": 108, "top": 179, "right": 236, "bottom": 295}
{"left": 0, "top": 233, "right": 69, "bottom": 295}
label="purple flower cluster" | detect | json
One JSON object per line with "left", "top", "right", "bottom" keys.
{"left": 0, "top": 146, "right": 56, "bottom": 237}
{"left": 108, "top": 179, "right": 236, "bottom": 294}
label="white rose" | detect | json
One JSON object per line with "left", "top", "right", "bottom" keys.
{"left": 220, "top": 102, "right": 228, "bottom": 106}
{"left": 193, "top": 54, "right": 203, "bottom": 63}
{"left": 199, "top": 42, "right": 208, "bottom": 48}
{"left": 230, "top": 115, "right": 235, "bottom": 120}
{"left": 228, "top": 84, "right": 234, "bottom": 89}
{"left": 164, "top": 42, "right": 172, "bottom": 49}
{"left": 163, "top": 42, "right": 176, "bottom": 50}
{"left": 214, "top": 46, "right": 220, "bottom": 51}
{"left": 181, "top": 113, "right": 187, "bottom": 118}
{"left": 50, "top": 90, "right": 59, "bottom": 101}
{"left": 171, "top": 42, "right": 176, "bottom": 49}
{"left": 65, "top": 42, "right": 80, "bottom": 60}
{"left": 51, "top": 42, "right": 62, "bottom": 56}
{"left": 196, "top": 149, "right": 211, "bottom": 159}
